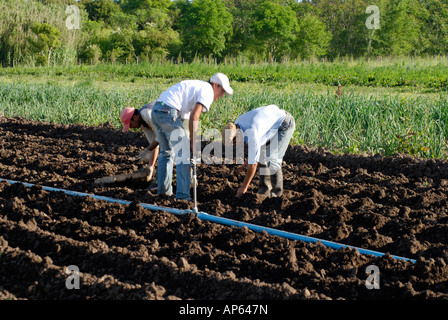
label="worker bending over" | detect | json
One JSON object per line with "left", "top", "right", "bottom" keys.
{"left": 223, "top": 105, "right": 295, "bottom": 198}
{"left": 120, "top": 101, "right": 159, "bottom": 185}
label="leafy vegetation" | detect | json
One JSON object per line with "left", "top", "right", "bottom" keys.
{"left": 2, "top": 56, "right": 448, "bottom": 91}
{"left": 2, "top": 0, "right": 448, "bottom": 66}
{"left": 2, "top": 60, "right": 448, "bottom": 159}
{"left": 2, "top": 0, "right": 448, "bottom": 159}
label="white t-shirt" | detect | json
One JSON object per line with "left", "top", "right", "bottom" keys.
{"left": 235, "top": 105, "right": 286, "bottom": 164}
{"left": 157, "top": 80, "right": 214, "bottom": 119}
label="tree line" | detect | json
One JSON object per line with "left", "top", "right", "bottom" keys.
{"left": 1, "top": 0, "right": 447, "bottom": 67}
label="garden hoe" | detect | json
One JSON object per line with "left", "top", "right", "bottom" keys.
{"left": 94, "top": 166, "right": 154, "bottom": 185}
{"left": 192, "top": 159, "right": 198, "bottom": 213}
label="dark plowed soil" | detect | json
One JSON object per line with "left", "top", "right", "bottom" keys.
{"left": 1, "top": 116, "right": 448, "bottom": 301}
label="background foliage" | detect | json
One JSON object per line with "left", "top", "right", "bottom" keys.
{"left": 2, "top": 0, "right": 448, "bottom": 67}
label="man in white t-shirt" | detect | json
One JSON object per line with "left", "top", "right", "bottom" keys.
{"left": 222, "top": 104, "right": 295, "bottom": 198}
{"left": 151, "top": 73, "right": 233, "bottom": 200}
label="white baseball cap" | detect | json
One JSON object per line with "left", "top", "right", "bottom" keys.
{"left": 210, "top": 73, "right": 233, "bottom": 95}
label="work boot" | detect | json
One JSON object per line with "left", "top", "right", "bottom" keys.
{"left": 257, "top": 164, "right": 272, "bottom": 197}
{"left": 270, "top": 169, "right": 283, "bottom": 197}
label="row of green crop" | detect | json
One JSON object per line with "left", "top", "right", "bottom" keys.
{"left": 2, "top": 80, "right": 448, "bottom": 159}
{"left": 0, "top": 80, "right": 163, "bottom": 126}
{"left": 2, "top": 59, "right": 448, "bottom": 90}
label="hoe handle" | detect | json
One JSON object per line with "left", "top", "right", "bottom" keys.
{"left": 192, "top": 160, "right": 198, "bottom": 213}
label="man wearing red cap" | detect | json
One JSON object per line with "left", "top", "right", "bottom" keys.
{"left": 151, "top": 73, "right": 233, "bottom": 200}
{"left": 120, "top": 101, "right": 159, "bottom": 184}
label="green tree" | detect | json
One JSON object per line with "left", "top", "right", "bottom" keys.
{"left": 133, "top": 23, "right": 181, "bottom": 62}
{"left": 77, "top": 19, "right": 105, "bottom": 63}
{"left": 80, "top": 0, "right": 122, "bottom": 25}
{"left": 34, "top": 0, "right": 73, "bottom": 4}
{"left": 103, "top": 28, "right": 136, "bottom": 63}
{"left": 78, "top": 0, "right": 180, "bottom": 64}
{"left": 0, "top": 0, "right": 86, "bottom": 67}
{"left": 314, "top": 0, "right": 371, "bottom": 59}
{"left": 378, "top": 0, "right": 422, "bottom": 56}
{"left": 118, "top": 0, "right": 180, "bottom": 61}
{"left": 107, "top": 11, "right": 139, "bottom": 30}
{"left": 294, "top": 13, "right": 332, "bottom": 59}
{"left": 176, "top": 0, "right": 233, "bottom": 61}
{"left": 251, "top": 0, "right": 298, "bottom": 61}
{"left": 28, "top": 22, "right": 62, "bottom": 66}
{"left": 288, "top": 0, "right": 320, "bottom": 17}
{"left": 222, "top": 0, "right": 259, "bottom": 61}
{"left": 413, "top": 0, "right": 448, "bottom": 55}
{"left": 119, "top": 0, "right": 172, "bottom": 29}
{"left": 119, "top": 0, "right": 172, "bottom": 12}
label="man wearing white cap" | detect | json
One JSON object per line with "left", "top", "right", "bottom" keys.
{"left": 151, "top": 73, "right": 233, "bottom": 200}
{"left": 222, "top": 104, "right": 295, "bottom": 198}
{"left": 120, "top": 101, "right": 159, "bottom": 185}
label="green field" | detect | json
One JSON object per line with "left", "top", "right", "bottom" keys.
{"left": 1, "top": 58, "right": 448, "bottom": 159}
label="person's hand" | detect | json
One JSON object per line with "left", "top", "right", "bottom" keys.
{"left": 190, "top": 157, "right": 201, "bottom": 166}
{"left": 136, "top": 149, "right": 152, "bottom": 162}
{"left": 236, "top": 185, "right": 248, "bottom": 197}
{"left": 145, "top": 165, "right": 154, "bottom": 181}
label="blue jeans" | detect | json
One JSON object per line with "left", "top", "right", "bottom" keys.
{"left": 151, "top": 102, "right": 191, "bottom": 200}
{"left": 260, "top": 112, "right": 296, "bottom": 175}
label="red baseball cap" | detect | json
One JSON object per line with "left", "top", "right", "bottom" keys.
{"left": 120, "top": 107, "right": 135, "bottom": 132}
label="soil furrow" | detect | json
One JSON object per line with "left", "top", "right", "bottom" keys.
{"left": 2, "top": 117, "right": 448, "bottom": 300}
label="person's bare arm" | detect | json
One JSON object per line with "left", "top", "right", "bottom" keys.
{"left": 236, "top": 163, "right": 258, "bottom": 197}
